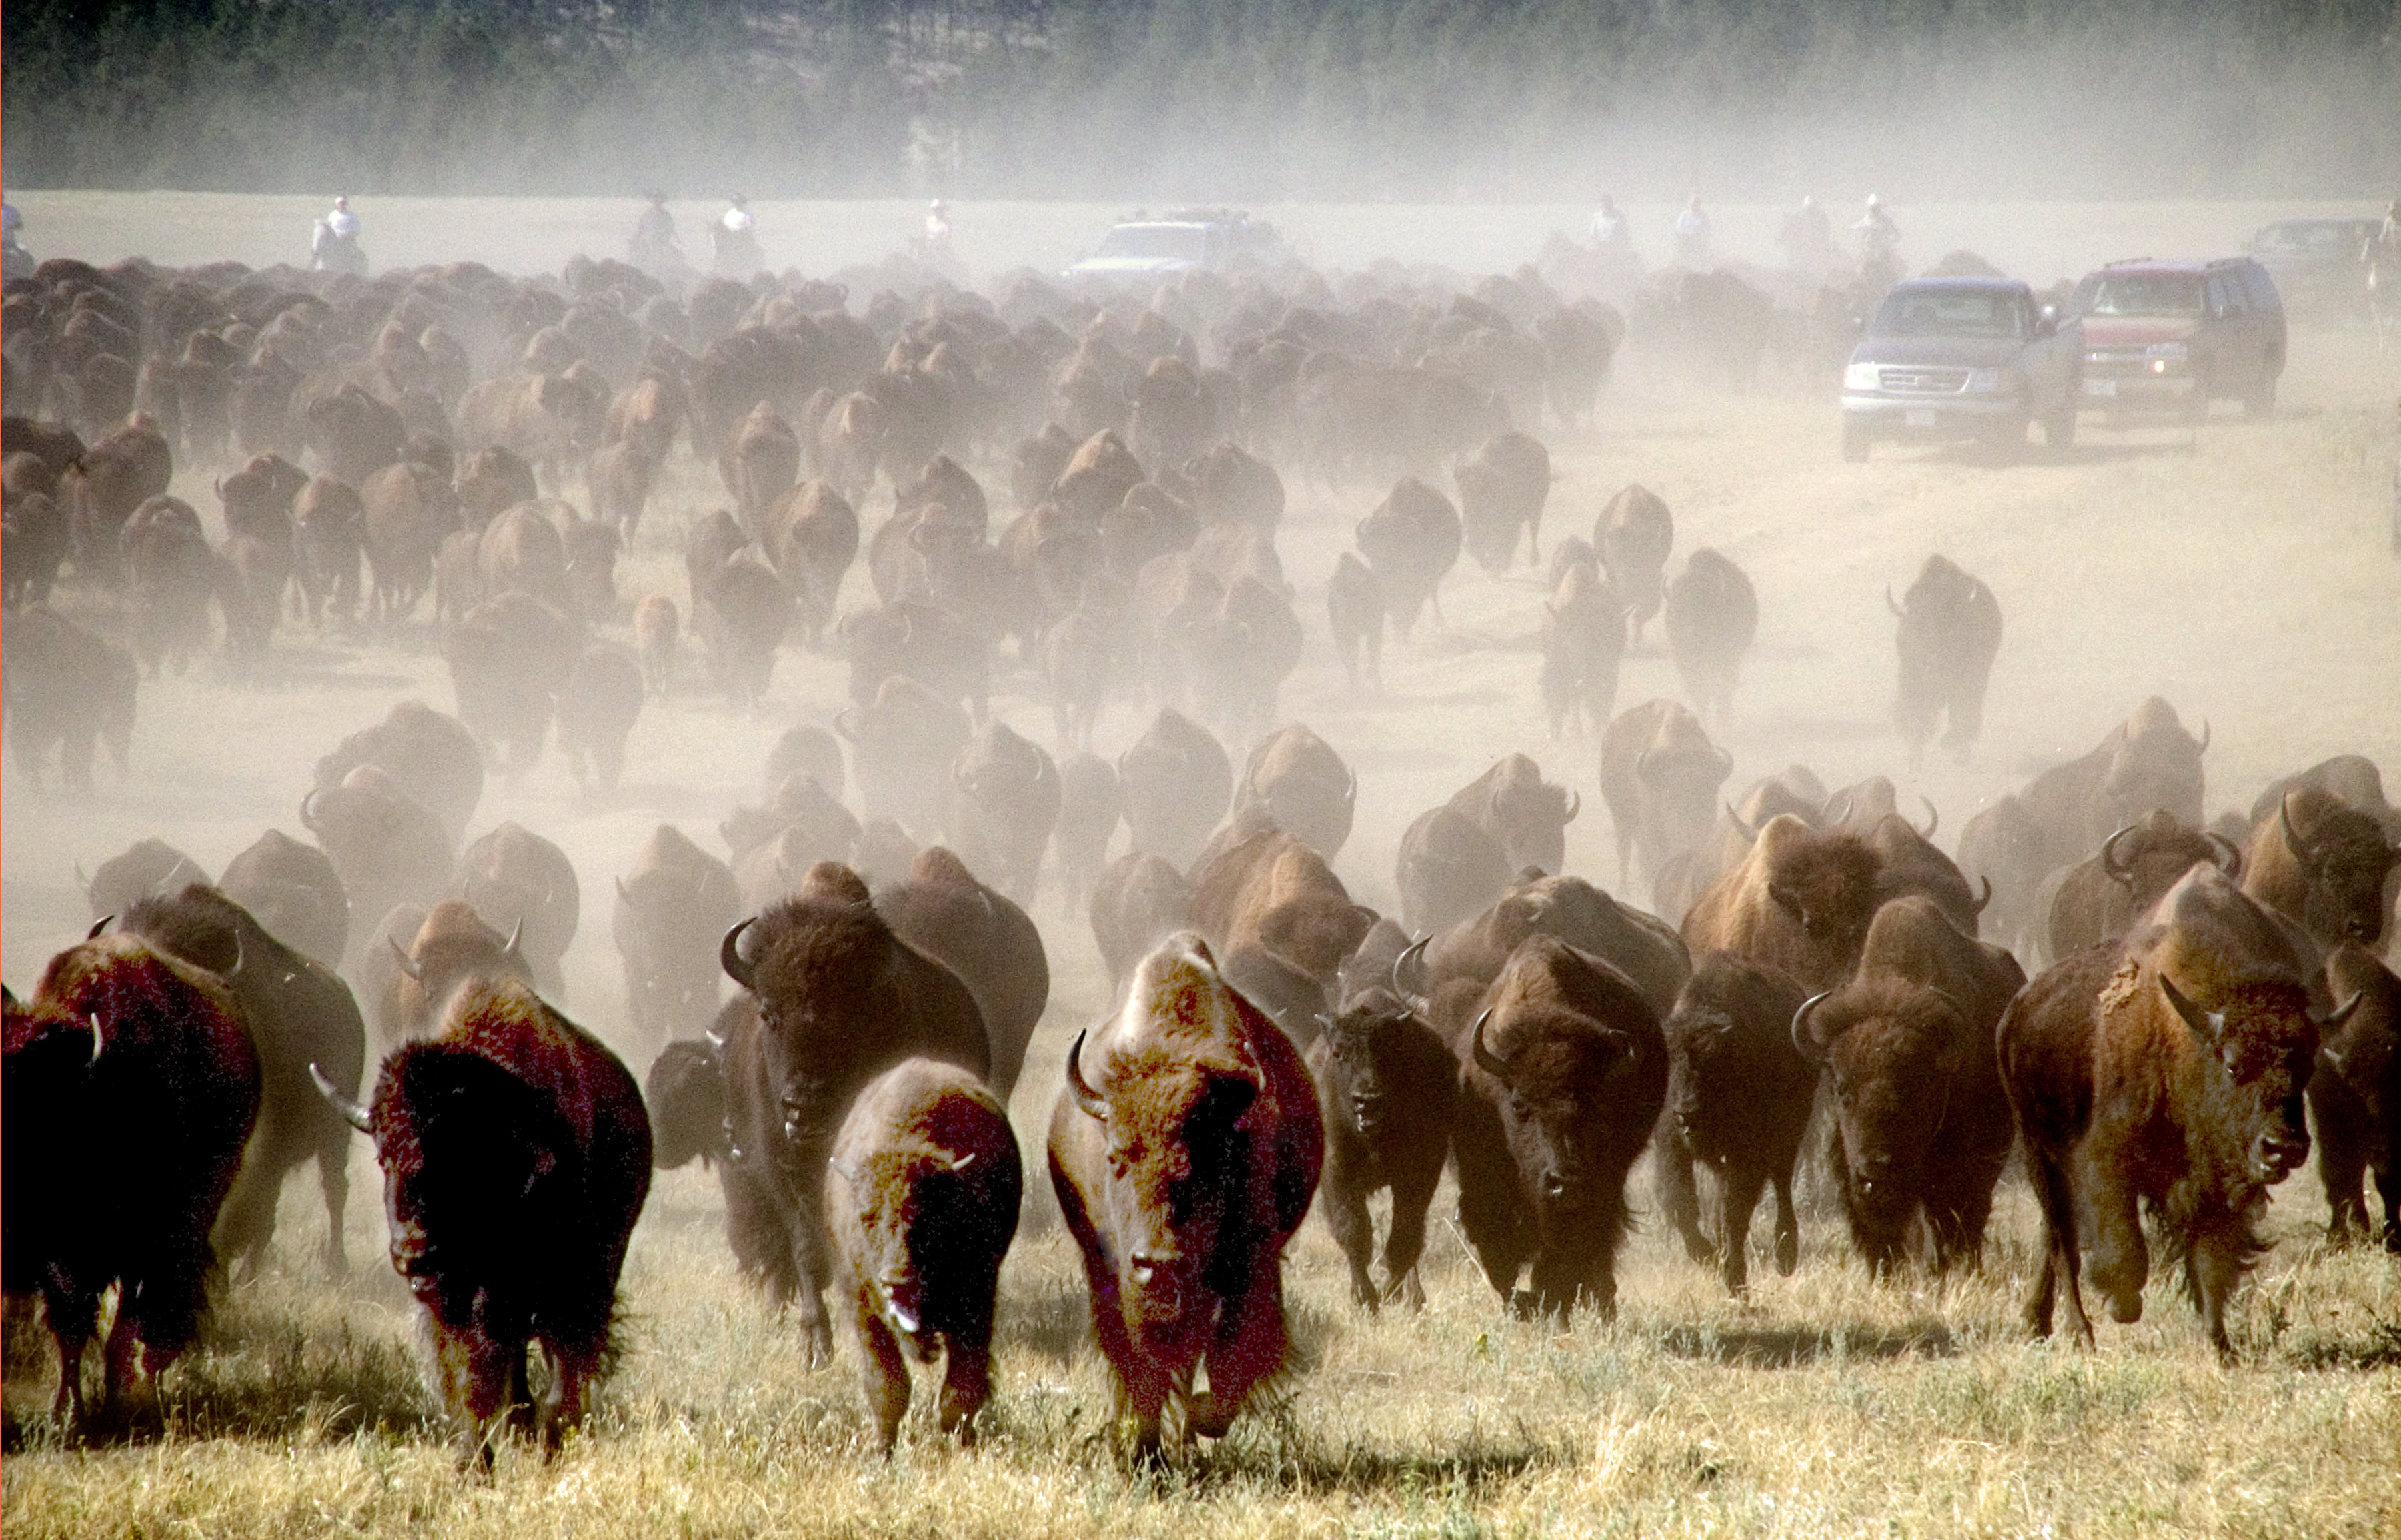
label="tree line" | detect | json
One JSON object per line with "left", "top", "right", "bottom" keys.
{"left": 4, "top": 0, "right": 2394, "bottom": 199}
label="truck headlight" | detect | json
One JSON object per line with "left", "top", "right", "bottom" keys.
{"left": 1843, "top": 362, "right": 1881, "bottom": 391}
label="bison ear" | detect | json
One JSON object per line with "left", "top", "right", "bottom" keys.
{"left": 2156, "top": 973, "right": 2226, "bottom": 1046}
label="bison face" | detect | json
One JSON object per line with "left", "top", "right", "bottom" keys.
{"left": 832, "top": 1157, "right": 941, "bottom": 1360}
{"left": 376, "top": 1047, "right": 572, "bottom": 1316}
{"left": 1475, "top": 1009, "right": 1632, "bottom": 1225}
{"left": 2278, "top": 798, "right": 2399, "bottom": 948}
{"left": 644, "top": 1038, "right": 730, "bottom": 1169}
{"left": 2162, "top": 975, "right": 2328, "bottom": 1185}
{"left": 1819, "top": 1017, "right": 1953, "bottom": 1263}
{"left": 1318, "top": 1006, "right": 1410, "bottom": 1138}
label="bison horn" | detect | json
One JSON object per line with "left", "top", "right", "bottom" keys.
{"left": 1724, "top": 800, "right": 1761, "bottom": 844}
{"left": 2196, "top": 718, "right": 2210, "bottom": 752}
{"left": 826, "top": 1156, "right": 860, "bottom": 1187}
{"left": 615, "top": 876, "right": 632, "bottom": 902}
{"left": 2314, "top": 990, "right": 2364, "bottom": 1033}
{"left": 1391, "top": 934, "right": 1431, "bottom": 999}
{"left": 2278, "top": 793, "right": 2324, "bottom": 868}
{"left": 310, "top": 1063, "right": 371, "bottom": 1134}
{"left": 1885, "top": 584, "right": 1904, "bottom": 618}
{"left": 1562, "top": 789, "right": 1579, "bottom": 824}
{"left": 1469, "top": 1009, "right": 1510, "bottom": 1085}
{"left": 2156, "top": 973, "right": 2225, "bottom": 1044}
{"left": 1790, "top": 992, "right": 1831, "bottom": 1062}
{"left": 1915, "top": 796, "right": 1939, "bottom": 840}
{"left": 387, "top": 936, "right": 423, "bottom": 982}
{"left": 87, "top": 914, "right": 114, "bottom": 940}
{"left": 299, "top": 789, "right": 322, "bottom": 829}
{"left": 1344, "top": 765, "right": 1358, "bottom": 808}
{"left": 949, "top": 1151, "right": 976, "bottom": 1173}
{"left": 502, "top": 918, "right": 524, "bottom": 958}
{"left": 2100, "top": 822, "right": 2140, "bottom": 886}
{"left": 1821, "top": 790, "right": 1853, "bottom": 828}
{"left": 720, "top": 918, "right": 757, "bottom": 992}
{"left": 227, "top": 930, "right": 245, "bottom": 978}
{"left": 1064, "top": 1029, "right": 1108, "bottom": 1120}
{"left": 88, "top": 1012, "right": 105, "bottom": 1065}
{"left": 2205, "top": 832, "right": 2243, "bottom": 880}
{"left": 1970, "top": 875, "right": 1993, "bottom": 916}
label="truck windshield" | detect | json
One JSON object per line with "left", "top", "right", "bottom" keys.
{"left": 1869, "top": 290, "right": 2027, "bottom": 339}
{"left": 1093, "top": 225, "right": 1207, "bottom": 262}
{"left": 2086, "top": 274, "right": 2204, "bottom": 318}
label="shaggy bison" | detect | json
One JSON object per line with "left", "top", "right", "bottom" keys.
{"left": 1050, "top": 933, "right": 1322, "bottom": 1459}
{"left": 1307, "top": 987, "right": 1457, "bottom": 1309}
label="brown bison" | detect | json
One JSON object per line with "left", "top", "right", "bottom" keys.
{"left": 373, "top": 896, "right": 536, "bottom": 1052}
{"left": 1355, "top": 476, "right": 1462, "bottom": 638}
{"left": 1540, "top": 552, "right": 1625, "bottom": 740}
{"left": 1447, "top": 753, "right": 1579, "bottom": 877}
{"left": 558, "top": 644, "right": 644, "bottom": 793}
{"left": 1090, "top": 852, "right": 1196, "bottom": 992}
{"left": 2241, "top": 787, "right": 2399, "bottom": 950}
{"left": 5, "top": 934, "right": 259, "bottom": 1428}
{"left": 313, "top": 699, "right": 485, "bottom": 845}
{"left": 217, "top": 828, "right": 350, "bottom": 970}
{"left": 1451, "top": 934, "right": 1667, "bottom": 1319}
{"left": 2, "top": 605, "right": 139, "bottom": 792}
{"left": 718, "top": 865, "right": 991, "bottom": 1363}
{"left": 1594, "top": 483, "right": 1673, "bottom": 644}
{"left": 1599, "top": 698, "right": 1732, "bottom": 897}
{"left": 452, "top": 822, "right": 580, "bottom": 997}
{"left": 1188, "top": 826, "right": 1379, "bottom": 999}
{"left": 1395, "top": 804, "right": 1513, "bottom": 939}
{"left": 1891, "top": 554, "right": 2002, "bottom": 768}
{"left": 1793, "top": 897, "right": 2018, "bottom": 1276}
{"left": 1655, "top": 952, "right": 1813, "bottom": 1294}
{"left": 1050, "top": 933, "right": 1322, "bottom": 1458}
{"left": 1116, "top": 706, "right": 1233, "bottom": 872}
{"left": 301, "top": 771, "right": 456, "bottom": 970}
{"left": 826, "top": 1058, "right": 1022, "bottom": 1453}
{"left": 946, "top": 720, "right": 1060, "bottom": 906}
{"left": 612, "top": 827, "right": 740, "bottom": 1053}
{"left": 1326, "top": 550, "right": 1385, "bottom": 693}
{"left": 1307, "top": 986, "right": 1457, "bottom": 1309}
{"left": 873, "top": 846, "right": 1051, "bottom": 1106}
{"left": 1234, "top": 722, "right": 1358, "bottom": 862}
{"left": 81, "top": 837, "right": 210, "bottom": 924}
{"left": 2043, "top": 811, "right": 2238, "bottom": 964}
{"left": 838, "top": 675, "right": 972, "bottom": 840}
{"left": 1681, "top": 813, "right": 1881, "bottom": 994}
{"left": 1404, "top": 871, "right": 1693, "bottom": 1032}
{"left": 1454, "top": 430, "right": 1549, "bottom": 573}
{"left": 1663, "top": 548, "right": 1757, "bottom": 725}
{"left": 114, "top": 886, "right": 369, "bottom": 1278}
{"left": 2310, "top": 942, "right": 2398, "bottom": 1249}
{"left": 315, "top": 975, "right": 650, "bottom": 1461}
{"left": 2001, "top": 864, "right": 2348, "bottom": 1355}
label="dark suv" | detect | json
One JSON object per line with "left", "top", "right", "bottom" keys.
{"left": 2063, "top": 257, "right": 2286, "bottom": 420}
{"left": 1839, "top": 277, "right": 2080, "bottom": 460}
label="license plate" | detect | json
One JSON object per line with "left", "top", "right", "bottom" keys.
{"left": 1904, "top": 408, "right": 1937, "bottom": 428}
{"left": 2085, "top": 377, "right": 2117, "bottom": 397}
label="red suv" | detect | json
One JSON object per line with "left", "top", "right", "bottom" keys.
{"left": 2063, "top": 257, "right": 2286, "bottom": 419}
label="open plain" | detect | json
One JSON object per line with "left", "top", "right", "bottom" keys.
{"left": 3, "top": 195, "right": 2398, "bottom": 1539}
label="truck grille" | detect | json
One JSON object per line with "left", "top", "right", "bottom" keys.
{"left": 1878, "top": 367, "right": 1969, "bottom": 394}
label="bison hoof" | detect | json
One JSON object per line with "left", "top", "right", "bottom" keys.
{"left": 2106, "top": 1292, "right": 2142, "bottom": 1325}
{"left": 1774, "top": 1232, "right": 1799, "bottom": 1275}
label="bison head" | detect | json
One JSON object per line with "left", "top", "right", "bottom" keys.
{"left": 2159, "top": 969, "right": 2352, "bottom": 1187}
{"left": 2100, "top": 697, "right": 2207, "bottom": 830}
{"left": 1315, "top": 988, "right": 1433, "bottom": 1140}
{"left": 1792, "top": 978, "right": 1965, "bottom": 1273}
{"left": 373, "top": 1043, "right": 575, "bottom": 1315}
{"left": 1763, "top": 824, "right": 1882, "bottom": 982}
{"left": 1469, "top": 1002, "right": 1641, "bottom": 1227}
{"left": 643, "top": 1036, "right": 731, "bottom": 1170}
{"left": 2274, "top": 791, "right": 2399, "bottom": 948}
{"left": 720, "top": 876, "right": 888, "bottom": 1148}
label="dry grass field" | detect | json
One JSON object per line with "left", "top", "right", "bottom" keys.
{"left": 5, "top": 197, "right": 2400, "bottom": 1539}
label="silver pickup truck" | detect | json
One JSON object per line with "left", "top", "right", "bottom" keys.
{"left": 1839, "top": 277, "right": 2080, "bottom": 461}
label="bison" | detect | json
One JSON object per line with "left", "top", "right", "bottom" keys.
{"left": 315, "top": 974, "right": 650, "bottom": 1461}
{"left": 1050, "top": 933, "right": 1322, "bottom": 1458}
{"left": 1090, "top": 852, "right": 1196, "bottom": 992}
{"left": 217, "top": 825, "right": 350, "bottom": 970}
{"left": 1394, "top": 804, "right": 1513, "bottom": 940}
{"left": 2241, "top": 787, "right": 2399, "bottom": 950}
{"left": 1682, "top": 814, "right": 1881, "bottom": 994}
{"left": 301, "top": 771, "right": 456, "bottom": 969}
{"left": 1116, "top": 706, "right": 1233, "bottom": 872}
{"left": 452, "top": 822, "right": 580, "bottom": 997}
{"left": 1235, "top": 723, "right": 1357, "bottom": 862}
{"left": 2001, "top": 864, "right": 2348, "bottom": 1356}
{"left": 1307, "top": 986, "right": 1457, "bottom": 1309}
{"left": 946, "top": 720, "right": 1060, "bottom": 907}
{"left": 717, "top": 864, "right": 990, "bottom": 1363}
{"left": 1447, "top": 753, "right": 1579, "bottom": 877}
{"left": 1663, "top": 548, "right": 1757, "bottom": 725}
{"left": 313, "top": 699, "right": 484, "bottom": 845}
{"left": 2310, "top": 942, "right": 2399, "bottom": 1249}
{"left": 1455, "top": 430, "right": 1549, "bottom": 574}
{"left": 873, "top": 846, "right": 1051, "bottom": 1106}
{"left": 1594, "top": 483, "right": 1673, "bottom": 644}
{"left": 1599, "top": 698, "right": 1732, "bottom": 899}
{"left": 826, "top": 1058, "right": 1022, "bottom": 1452}
{"left": 1891, "top": 554, "right": 2002, "bottom": 768}
{"left": 2, "top": 605, "right": 138, "bottom": 792}
{"left": 613, "top": 824, "right": 742, "bottom": 1052}
{"left": 5, "top": 934, "right": 259, "bottom": 1428}
{"left": 1355, "top": 476, "right": 1462, "bottom": 638}
{"left": 2043, "top": 811, "right": 2238, "bottom": 964}
{"left": 1450, "top": 934, "right": 1667, "bottom": 1320}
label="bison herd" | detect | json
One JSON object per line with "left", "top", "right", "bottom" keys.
{"left": 3, "top": 239, "right": 2397, "bottom": 1469}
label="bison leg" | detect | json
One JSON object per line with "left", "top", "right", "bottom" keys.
{"left": 1769, "top": 1171, "right": 1800, "bottom": 1277}
{"left": 2313, "top": 1090, "right": 2372, "bottom": 1243}
{"left": 317, "top": 1138, "right": 352, "bottom": 1279}
{"left": 2022, "top": 1149, "right": 2092, "bottom": 1347}
{"left": 936, "top": 1329, "right": 992, "bottom": 1446}
{"left": 1382, "top": 1159, "right": 1442, "bottom": 1311}
{"left": 2079, "top": 1161, "right": 2148, "bottom": 1326}
{"left": 1654, "top": 1134, "right": 1712, "bottom": 1267}
{"left": 432, "top": 1317, "right": 522, "bottom": 1468}
{"left": 1320, "top": 1168, "right": 1380, "bottom": 1310}
{"left": 43, "top": 1279, "right": 99, "bottom": 1428}
{"left": 1718, "top": 1165, "right": 1769, "bottom": 1297}
{"left": 1192, "top": 1267, "right": 1289, "bottom": 1441}
{"left": 2186, "top": 1224, "right": 2250, "bottom": 1361}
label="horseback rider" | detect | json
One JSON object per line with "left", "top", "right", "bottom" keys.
{"left": 311, "top": 195, "right": 367, "bottom": 276}
{"left": 713, "top": 194, "right": 762, "bottom": 277}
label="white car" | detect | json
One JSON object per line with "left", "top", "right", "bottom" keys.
{"left": 1065, "top": 212, "right": 1288, "bottom": 281}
